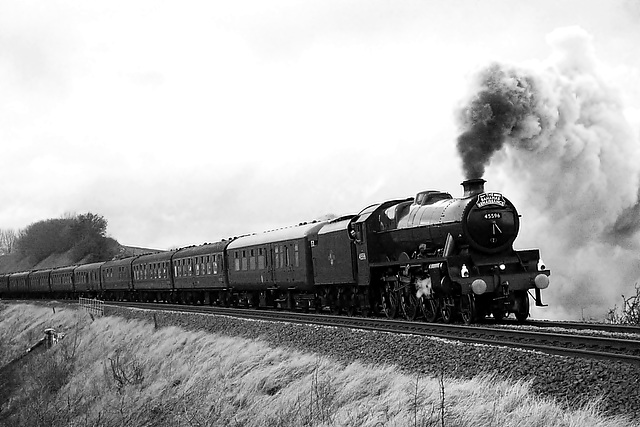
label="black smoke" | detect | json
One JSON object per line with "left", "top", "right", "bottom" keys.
{"left": 456, "top": 64, "right": 539, "bottom": 179}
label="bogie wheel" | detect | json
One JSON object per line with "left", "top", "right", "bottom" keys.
{"left": 345, "top": 293, "right": 357, "bottom": 316}
{"left": 492, "top": 309, "right": 505, "bottom": 322}
{"left": 330, "top": 299, "right": 342, "bottom": 315}
{"left": 514, "top": 292, "right": 530, "bottom": 323}
{"left": 329, "top": 290, "right": 342, "bottom": 315}
{"left": 460, "top": 294, "right": 477, "bottom": 325}
{"left": 380, "top": 286, "right": 399, "bottom": 319}
{"left": 419, "top": 296, "right": 438, "bottom": 322}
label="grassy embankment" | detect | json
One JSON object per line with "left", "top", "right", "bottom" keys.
{"left": 0, "top": 302, "right": 634, "bottom": 427}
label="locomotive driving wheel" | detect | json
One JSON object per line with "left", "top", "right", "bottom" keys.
{"left": 400, "top": 291, "right": 419, "bottom": 320}
{"left": 380, "top": 283, "right": 399, "bottom": 319}
{"left": 460, "top": 294, "right": 477, "bottom": 325}
{"left": 440, "top": 297, "right": 456, "bottom": 323}
{"left": 418, "top": 296, "right": 438, "bottom": 322}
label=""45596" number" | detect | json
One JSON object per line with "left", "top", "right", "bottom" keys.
{"left": 483, "top": 212, "right": 502, "bottom": 220}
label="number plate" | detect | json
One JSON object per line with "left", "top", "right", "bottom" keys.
{"left": 483, "top": 212, "right": 502, "bottom": 220}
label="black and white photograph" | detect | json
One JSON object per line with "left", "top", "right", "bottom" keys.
{"left": 1, "top": 1, "right": 639, "bottom": 425}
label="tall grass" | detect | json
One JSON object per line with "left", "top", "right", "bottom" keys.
{"left": 0, "top": 302, "right": 634, "bottom": 427}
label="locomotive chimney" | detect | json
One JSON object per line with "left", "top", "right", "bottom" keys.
{"left": 461, "top": 178, "right": 486, "bottom": 197}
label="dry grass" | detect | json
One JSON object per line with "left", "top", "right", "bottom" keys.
{"left": 0, "top": 302, "right": 635, "bottom": 427}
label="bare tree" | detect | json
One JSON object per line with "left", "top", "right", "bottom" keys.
{"left": 0, "top": 228, "right": 19, "bottom": 255}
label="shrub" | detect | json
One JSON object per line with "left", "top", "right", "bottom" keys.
{"left": 607, "top": 283, "right": 640, "bottom": 325}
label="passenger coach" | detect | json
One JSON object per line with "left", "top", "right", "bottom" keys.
{"left": 226, "top": 222, "right": 326, "bottom": 310}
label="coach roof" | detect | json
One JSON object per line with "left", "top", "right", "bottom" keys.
{"left": 227, "top": 221, "right": 327, "bottom": 249}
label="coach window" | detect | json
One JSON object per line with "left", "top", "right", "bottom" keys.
{"left": 242, "top": 250, "right": 248, "bottom": 271}
{"left": 234, "top": 252, "right": 240, "bottom": 271}
{"left": 274, "top": 246, "right": 280, "bottom": 270}
{"left": 249, "top": 249, "right": 256, "bottom": 270}
{"left": 257, "top": 248, "right": 265, "bottom": 270}
{"left": 294, "top": 243, "right": 299, "bottom": 267}
{"left": 283, "top": 245, "right": 289, "bottom": 267}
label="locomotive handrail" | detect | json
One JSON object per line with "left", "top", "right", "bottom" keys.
{"left": 369, "top": 257, "right": 447, "bottom": 268}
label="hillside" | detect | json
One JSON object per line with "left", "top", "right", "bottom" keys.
{"left": 0, "top": 302, "right": 636, "bottom": 427}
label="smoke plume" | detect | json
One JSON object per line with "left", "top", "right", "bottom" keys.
{"left": 456, "top": 65, "right": 539, "bottom": 179}
{"left": 456, "top": 26, "right": 640, "bottom": 319}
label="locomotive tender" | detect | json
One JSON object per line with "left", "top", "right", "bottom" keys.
{"left": 0, "top": 179, "right": 550, "bottom": 323}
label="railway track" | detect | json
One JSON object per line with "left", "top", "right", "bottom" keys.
{"left": 493, "top": 318, "right": 640, "bottom": 335}
{"left": 108, "top": 301, "right": 640, "bottom": 365}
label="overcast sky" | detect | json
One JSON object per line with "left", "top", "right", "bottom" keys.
{"left": 3, "top": 1, "right": 640, "bottom": 320}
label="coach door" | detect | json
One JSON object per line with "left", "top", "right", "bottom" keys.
{"left": 272, "top": 240, "right": 307, "bottom": 287}
{"left": 257, "top": 246, "right": 275, "bottom": 286}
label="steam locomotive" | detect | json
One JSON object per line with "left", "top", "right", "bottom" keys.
{"left": 0, "top": 179, "right": 550, "bottom": 323}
